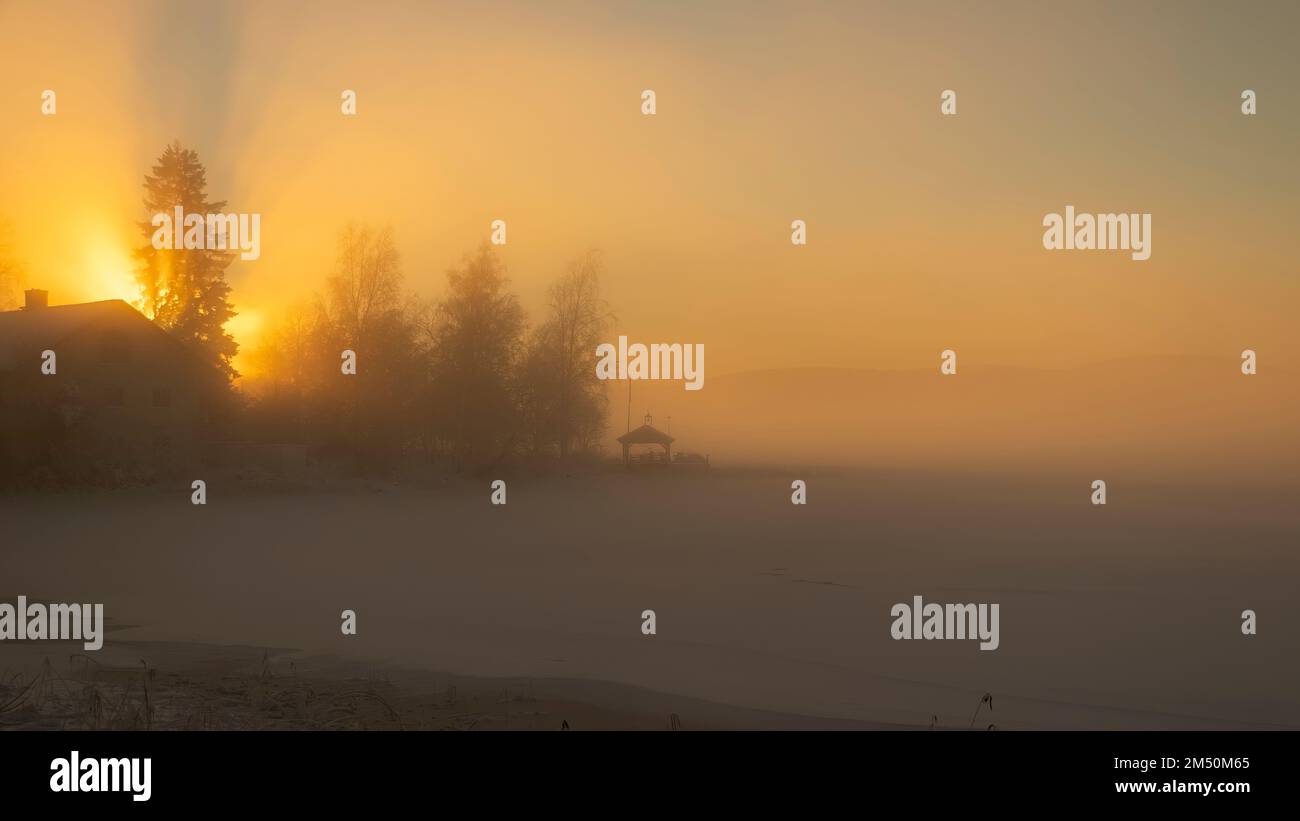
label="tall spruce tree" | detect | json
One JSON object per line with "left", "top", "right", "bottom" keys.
{"left": 133, "top": 141, "right": 239, "bottom": 380}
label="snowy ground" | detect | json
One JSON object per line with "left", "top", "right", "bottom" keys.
{"left": 3, "top": 470, "right": 1296, "bottom": 729}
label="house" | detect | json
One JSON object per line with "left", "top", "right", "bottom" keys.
{"left": 0, "top": 289, "right": 223, "bottom": 482}
{"left": 616, "top": 414, "right": 675, "bottom": 468}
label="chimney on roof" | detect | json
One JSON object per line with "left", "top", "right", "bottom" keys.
{"left": 23, "top": 289, "right": 48, "bottom": 310}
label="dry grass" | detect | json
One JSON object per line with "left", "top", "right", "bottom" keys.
{"left": 0, "top": 652, "right": 493, "bottom": 731}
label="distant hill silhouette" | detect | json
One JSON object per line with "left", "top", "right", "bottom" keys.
{"left": 610, "top": 356, "right": 1298, "bottom": 483}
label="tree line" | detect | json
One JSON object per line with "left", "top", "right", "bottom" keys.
{"left": 244, "top": 228, "right": 613, "bottom": 472}
{"left": 141, "top": 142, "right": 614, "bottom": 473}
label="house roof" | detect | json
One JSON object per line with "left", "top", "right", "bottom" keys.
{"left": 0, "top": 299, "right": 215, "bottom": 377}
{"left": 617, "top": 423, "right": 674, "bottom": 446}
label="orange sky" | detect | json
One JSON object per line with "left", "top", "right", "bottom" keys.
{"left": 1, "top": 0, "right": 1297, "bottom": 379}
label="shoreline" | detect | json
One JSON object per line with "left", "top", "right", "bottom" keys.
{"left": 0, "top": 639, "right": 907, "bottom": 731}
{"left": 4, "top": 638, "right": 1290, "bottom": 731}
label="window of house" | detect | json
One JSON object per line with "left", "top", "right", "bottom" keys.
{"left": 152, "top": 388, "right": 172, "bottom": 408}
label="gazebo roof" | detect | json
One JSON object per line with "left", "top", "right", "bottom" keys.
{"left": 617, "top": 423, "right": 674, "bottom": 446}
